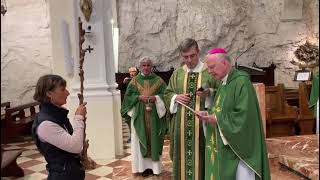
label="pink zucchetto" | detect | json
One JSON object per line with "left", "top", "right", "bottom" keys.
{"left": 208, "top": 48, "right": 227, "bottom": 54}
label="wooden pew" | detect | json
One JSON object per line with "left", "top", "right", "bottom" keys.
{"left": 2, "top": 102, "right": 40, "bottom": 143}
{"left": 297, "top": 82, "right": 315, "bottom": 134}
{"left": 1, "top": 102, "right": 10, "bottom": 120}
{"left": 285, "top": 88, "right": 299, "bottom": 107}
{"left": 1, "top": 146, "right": 24, "bottom": 177}
{"left": 265, "top": 84, "right": 298, "bottom": 138}
{"left": 1, "top": 102, "right": 11, "bottom": 143}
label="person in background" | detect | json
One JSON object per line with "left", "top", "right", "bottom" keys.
{"left": 123, "top": 66, "right": 138, "bottom": 84}
{"left": 123, "top": 66, "right": 138, "bottom": 143}
{"left": 197, "top": 48, "right": 270, "bottom": 180}
{"left": 120, "top": 57, "right": 167, "bottom": 177}
{"left": 32, "top": 74, "right": 87, "bottom": 180}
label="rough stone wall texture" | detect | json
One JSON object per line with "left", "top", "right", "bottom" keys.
{"left": 1, "top": 0, "right": 52, "bottom": 106}
{"left": 118, "top": 0, "right": 319, "bottom": 87}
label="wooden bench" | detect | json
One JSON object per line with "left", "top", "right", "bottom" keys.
{"left": 265, "top": 84, "right": 299, "bottom": 138}
{"left": 1, "top": 102, "right": 11, "bottom": 143}
{"left": 1, "top": 146, "right": 24, "bottom": 177}
{"left": 285, "top": 88, "right": 299, "bottom": 107}
{"left": 296, "top": 82, "right": 315, "bottom": 135}
{"left": 2, "top": 102, "right": 40, "bottom": 143}
{"left": 1, "top": 102, "right": 10, "bottom": 120}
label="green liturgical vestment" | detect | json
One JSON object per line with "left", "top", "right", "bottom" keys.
{"left": 120, "top": 73, "right": 167, "bottom": 161}
{"left": 205, "top": 68, "right": 271, "bottom": 180}
{"left": 164, "top": 63, "right": 220, "bottom": 180}
{"left": 309, "top": 71, "right": 319, "bottom": 117}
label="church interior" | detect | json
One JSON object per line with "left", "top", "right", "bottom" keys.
{"left": 1, "top": 0, "right": 319, "bottom": 179}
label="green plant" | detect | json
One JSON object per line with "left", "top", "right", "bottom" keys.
{"left": 290, "top": 41, "right": 319, "bottom": 70}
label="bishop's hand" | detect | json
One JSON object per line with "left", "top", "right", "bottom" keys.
{"left": 196, "top": 111, "right": 217, "bottom": 125}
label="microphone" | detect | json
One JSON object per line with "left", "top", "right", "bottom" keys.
{"left": 235, "top": 43, "right": 255, "bottom": 68}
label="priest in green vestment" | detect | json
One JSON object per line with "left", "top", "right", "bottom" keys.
{"left": 164, "top": 38, "right": 220, "bottom": 180}
{"left": 197, "top": 48, "right": 270, "bottom": 180}
{"left": 120, "top": 57, "right": 167, "bottom": 177}
{"left": 309, "top": 71, "right": 319, "bottom": 134}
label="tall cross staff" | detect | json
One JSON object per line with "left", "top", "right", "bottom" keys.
{"left": 78, "top": 17, "right": 96, "bottom": 170}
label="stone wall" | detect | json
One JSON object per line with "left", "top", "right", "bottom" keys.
{"left": 118, "top": 0, "right": 319, "bottom": 87}
{"left": 1, "top": 0, "right": 52, "bottom": 106}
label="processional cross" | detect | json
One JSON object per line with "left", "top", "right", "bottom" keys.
{"left": 78, "top": 17, "right": 97, "bottom": 170}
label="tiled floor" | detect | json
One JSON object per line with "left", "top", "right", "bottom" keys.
{"left": 1, "top": 121, "right": 173, "bottom": 180}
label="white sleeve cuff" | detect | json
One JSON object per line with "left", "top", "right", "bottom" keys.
{"left": 155, "top": 95, "right": 166, "bottom": 118}
{"left": 205, "top": 96, "right": 212, "bottom": 109}
{"left": 74, "top": 115, "right": 84, "bottom": 121}
{"left": 205, "top": 88, "right": 214, "bottom": 109}
{"left": 202, "top": 122, "right": 207, "bottom": 138}
{"left": 170, "top": 94, "right": 178, "bottom": 114}
{"left": 127, "top": 107, "right": 135, "bottom": 117}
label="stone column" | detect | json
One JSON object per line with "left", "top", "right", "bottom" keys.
{"left": 48, "top": 0, "right": 123, "bottom": 160}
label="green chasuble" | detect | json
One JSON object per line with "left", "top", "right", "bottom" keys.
{"left": 164, "top": 64, "right": 220, "bottom": 180}
{"left": 120, "top": 73, "right": 167, "bottom": 161}
{"left": 309, "top": 71, "right": 319, "bottom": 117}
{"left": 206, "top": 68, "right": 270, "bottom": 180}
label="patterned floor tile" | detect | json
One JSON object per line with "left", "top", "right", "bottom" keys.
{"left": 106, "top": 159, "right": 131, "bottom": 168}
{"left": 16, "top": 156, "right": 33, "bottom": 164}
{"left": 94, "top": 159, "right": 119, "bottom": 166}
{"left": 27, "top": 162, "right": 47, "bottom": 172}
{"left": 26, "top": 152, "right": 43, "bottom": 159}
{"left": 15, "top": 142, "right": 34, "bottom": 148}
{"left": 87, "top": 166, "right": 113, "bottom": 177}
{"left": 15, "top": 172, "right": 47, "bottom": 180}
{"left": 34, "top": 156, "right": 46, "bottom": 162}
{"left": 19, "top": 159, "right": 43, "bottom": 168}
{"left": 21, "top": 150, "right": 39, "bottom": 157}
{"left": 84, "top": 173, "right": 101, "bottom": 180}
{"left": 22, "top": 144, "right": 37, "bottom": 150}
{"left": 96, "top": 177, "right": 112, "bottom": 180}
{"left": 21, "top": 168, "right": 36, "bottom": 176}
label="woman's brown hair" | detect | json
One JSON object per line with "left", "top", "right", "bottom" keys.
{"left": 33, "top": 74, "right": 67, "bottom": 104}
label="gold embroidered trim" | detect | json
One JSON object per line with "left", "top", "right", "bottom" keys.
{"left": 180, "top": 70, "right": 188, "bottom": 180}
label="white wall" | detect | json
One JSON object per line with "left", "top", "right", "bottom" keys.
{"left": 1, "top": 0, "right": 52, "bottom": 106}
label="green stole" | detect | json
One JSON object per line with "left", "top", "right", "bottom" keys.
{"left": 165, "top": 64, "right": 219, "bottom": 180}
{"left": 181, "top": 70, "right": 202, "bottom": 180}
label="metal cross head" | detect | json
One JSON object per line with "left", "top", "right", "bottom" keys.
{"left": 187, "top": 150, "right": 192, "bottom": 156}
{"left": 85, "top": 45, "right": 94, "bottom": 53}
